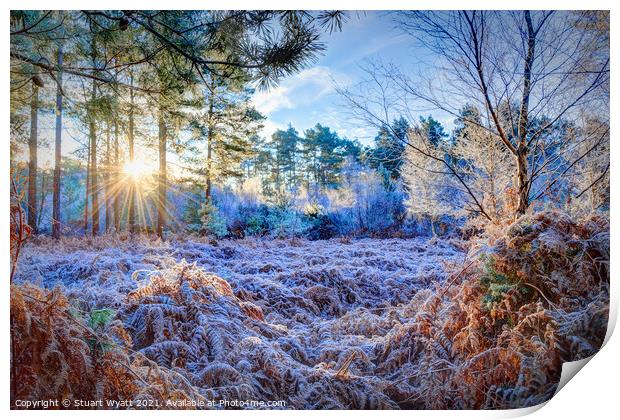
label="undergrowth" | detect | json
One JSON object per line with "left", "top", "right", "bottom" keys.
{"left": 10, "top": 211, "right": 609, "bottom": 409}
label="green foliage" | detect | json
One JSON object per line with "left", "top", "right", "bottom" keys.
{"left": 301, "top": 124, "right": 361, "bottom": 188}
{"left": 261, "top": 187, "right": 308, "bottom": 237}
{"left": 245, "top": 213, "right": 267, "bottom": 236}
{"left": 479, "top": 255, "right": 527, "bottom": 310}
{"left": 183, "top": 192, "right": 204, "bottom": 233}
{"left": 267, "top": 209, "right": 308, "bottom": 238}
{"left": 88, "top": 308, "right": 116, "bottom": 330}
{"left": 419, "top": 115, "right": 448, "bottom": 147}
{"left": 200, "top": 203, "right": 229, "bottom": 238}
{"left": 244, "top": 123, "right": 362, "bottom": 193}
{"left": 269, "top": 125, "right": 301, "bottom": 188}
{"left": 85, "top": 308, "right": 116, "bottom": 354}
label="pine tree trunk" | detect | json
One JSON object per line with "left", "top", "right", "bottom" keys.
{"left": 89, "top": 81, "right": 99, "bottom": 236}
{"left": 104, "top": 122, "right": 111, "bottom": 232}
{"left": 205, "top": 138, "right": 212, "bottom": 204}
{"left": 128, "top": 77, "right": 136, "bottom": 233}
{"left": 205, "top": 85, "right": 215, "bottom": 205}
{"left": 37, "top": 171, "right": 46, "bottom": 231}
{"left": 113, "top": 119, "right": 120, "bottom": 232}
{"left": 156, "top": 105, "right": 167, "bottom": 239}
{"left": 27, "top": 83, "right": 39, "bottom": 233}
{"left": 52, "top": 45, "right": 63, "bottom": 240}
{"left": 84, "top": 147, "right": 90, "bottom": 233}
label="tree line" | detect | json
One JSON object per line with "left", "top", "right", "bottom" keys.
{"left": 10, "top": 10, "right": 610, "bottom": 240}
{"left": 10, "top": 10, "right": 347, "bottom": 239}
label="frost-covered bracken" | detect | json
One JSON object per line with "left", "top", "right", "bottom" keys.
{"left": 12, "top": 211, "right": 609, "bottom": 409}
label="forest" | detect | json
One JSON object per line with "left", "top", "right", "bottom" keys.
{"left": 9, "top": 10, "right": 610, "bottom": 410}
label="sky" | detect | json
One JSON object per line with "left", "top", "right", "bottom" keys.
{"left": 250, "top": 11, "right": 453, "bottom": 146}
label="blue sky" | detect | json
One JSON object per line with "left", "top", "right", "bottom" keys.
{"left": 251, "top": 11, "right": 454, "bottom": 146}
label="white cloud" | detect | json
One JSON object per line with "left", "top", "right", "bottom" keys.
{"left": 259, "top": 119, "right": 285, "bottom": 139}
{"left": 252, "top": 66, "right": 350, "bottom": 115}
{"left": 252, "top": 85, "right": 293, "bottom": 114}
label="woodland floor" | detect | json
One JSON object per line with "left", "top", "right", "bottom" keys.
{"left": 15, "top": 236, "right": 466, "bottom": 316}
{"left": 12, "top": 214, "right": 608, "bottom": 409}
{"left": 13, "top": 236, "right": 465, "bottom": 409}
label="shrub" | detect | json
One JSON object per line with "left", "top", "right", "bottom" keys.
{"left": 236, "top": 204, "right": 269, "bottom": 237}
{"left": 304, "top": 203, "right": 337, "bottom": 240}
{"left": 200, "top": 203, "right": 228, "bottom": 239}
{"left": 478, "top": 255, "right": 529, "bottom": 312}
{"left": 345, "top": 170, "right": 407, "bottom": 236}
{"left": 245, "top": 213, "right": 268, "bottom": 236}
{"left": 267, "top": 208, "right": 308, "bottom": 238}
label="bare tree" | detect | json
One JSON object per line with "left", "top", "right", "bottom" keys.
{"left": 398, "top": 11, "right": 608, "bottom": 215}
{"left": 340, "top": 11, "right": 609, "bottom": 221}
{"left": 402, "top": 129, "right": 457, "bottom": 234}
{"left": 450, "top": 114, "right": 514, "bottom": 221}
{"left": 337, "top": 63, "right": 492, "bottom": 221}
{"left": 566, "top": 117, "right": 610, "bottom": 214}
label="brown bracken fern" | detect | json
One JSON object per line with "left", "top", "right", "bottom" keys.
{"left": 10, "top": 211, "right": 609, "bottom": 409}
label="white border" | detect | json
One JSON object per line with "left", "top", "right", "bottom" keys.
{"left": 2, "top": 1, "right": 618, "bottom": 418}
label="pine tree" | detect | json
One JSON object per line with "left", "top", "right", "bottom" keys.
{"left": 269, "top": 125, "right": 300, "bottom": 189}
{"left": 367, "top": 116, "right": 408, "bottom": 181}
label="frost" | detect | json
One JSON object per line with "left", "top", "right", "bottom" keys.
{"left": 13, "top": 213, "right": 608, "bottom": 409}
{"left": 14, "top": 237, "right": 462, "bottom": 408}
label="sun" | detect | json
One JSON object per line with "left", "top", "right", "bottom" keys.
{"left": 123, "top": 160, "right": 155, "bottom": 181}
